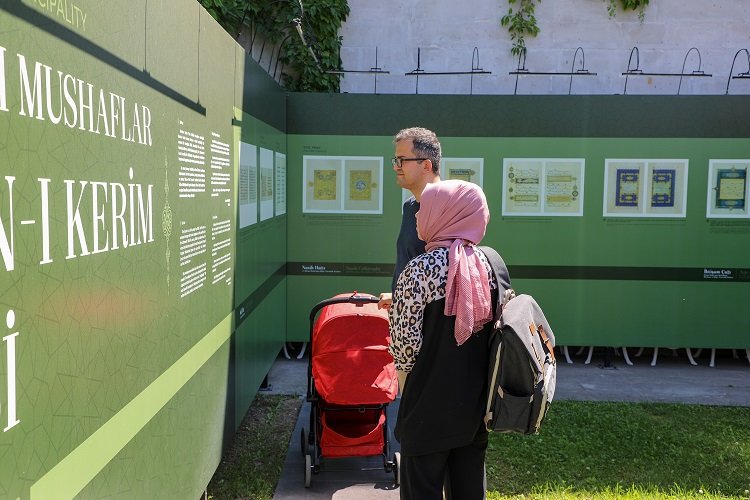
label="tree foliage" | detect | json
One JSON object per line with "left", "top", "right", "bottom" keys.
{"left": 500, "top": 0, "right": 541, "bottom": 58}
{"left": 501, "top": 0, "right": 651, "bottom": 57}
{"left": 200, "top": 0, "right": 349, "bottom": 92}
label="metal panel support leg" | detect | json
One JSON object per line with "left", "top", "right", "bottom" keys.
{"left": 584, "top": 346, "right": 594, "bottom": 365}
{"left": 621, "top": 347, "right": 633, "bottom": 366}
{"left": 651, "top": 347, "right": 659, "bottom": 366}
{"left": 563, "top": 346, "right": 573, "bottom": 364}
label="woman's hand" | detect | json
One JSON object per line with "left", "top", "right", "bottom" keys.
{"left": 378, "top": 292, "right": 393, "bottom": 310}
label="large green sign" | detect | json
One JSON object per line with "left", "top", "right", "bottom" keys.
{"left": 284, "top": 95, "right": 750, "bottom": 349}
{"left": 3, "top": 1, "right": 750, "bottom": 498}
{"left": 1, "top": 1, "right": 245, "bottom": 497}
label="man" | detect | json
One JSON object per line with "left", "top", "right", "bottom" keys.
{"left": 378, "top": 127, "right": 441, "bottom": 310}
{"left": 379, "top": 127, "right": 456, "bottom": 499}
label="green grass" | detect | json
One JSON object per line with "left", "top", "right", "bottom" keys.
{"left": 207, "top": 394, "right": 303, "bottom": 500}
{"left": 486, "top": 401, "right": 750, "bottom": 499}
{"left": 207, "top": 398, "right": 750, "bottom": 499}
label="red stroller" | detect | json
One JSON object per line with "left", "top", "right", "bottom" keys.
{"left": 302, "top": 292, "right": 400, "bottom": 487}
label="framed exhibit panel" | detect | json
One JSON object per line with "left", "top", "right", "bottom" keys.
{"left": 442, "top": 158, "right": 484, "bottom": 187}
{"left": 303, "top": 156, "right": 341, "bottom": 212}
{"left": 706, "top": 160, "right": 749, "bottom": 218}
{"left": 603, "top": 159, "right": 688, "bottom": 218}
{"left": 401, "top": 159, "right": 484, "bottom": 210}
{"left": 303, "top": 156, "right": 383, "bottom": 214}
{"left": 259, "top": 148, "right": 274, "bottom": 221}
{"left": 275, "top": 152, "right": 287, "bottom": 216}
{"left": 238, "top": 142, "right": 258, "bottom": 227}
{"left": 344, "top": 158, "right": 382, "bottom": 212}
{"left": 502, "top": 158, "right": 585, "bottom": 216}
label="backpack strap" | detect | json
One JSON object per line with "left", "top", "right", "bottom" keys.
{"left": 478, "top": 246, "right": 513, "bottom": 324}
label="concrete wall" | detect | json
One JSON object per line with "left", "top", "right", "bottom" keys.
{"left": 338, "top": 0, "right": 750, "bottom": 95}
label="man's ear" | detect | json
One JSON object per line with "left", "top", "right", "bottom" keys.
{"left": 422, "top": 159, "right": 433, "bottom": 173}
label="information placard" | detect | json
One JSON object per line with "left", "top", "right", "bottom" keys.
{"left": 260, "top": 148, "right": 274, "bottom": 221}
{"left": 239, "top": 142, "right": 258, "bottom": 227}
{"left": 303, "top": 156, "right": 383, "bottom": 214}
{"left": 604, "top": 159, "right": 688, "bottom": 218}
{"left": 706, "top": 160, "right": 749, "bottom": 218}
{"left": 503, "top": 158, "right": 584, "bottom": 216}
{"left": 275, "top": 152, "right": 287, "bottom": 216}
{"left": 442, "top": 158, "right": 484, "bottom": 187}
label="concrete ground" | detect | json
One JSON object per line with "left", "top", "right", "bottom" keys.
{"left": 264, "top": 347, "right": 750, "bottom": 499}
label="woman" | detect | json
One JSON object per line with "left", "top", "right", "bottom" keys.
{"left": 389, "top": 179, "right": 506, "bottom": 499}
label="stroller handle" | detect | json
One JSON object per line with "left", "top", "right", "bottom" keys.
{"left": 308, "top": 292, "right": 381, "bottom": 324}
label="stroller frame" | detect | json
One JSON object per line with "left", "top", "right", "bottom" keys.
{"left": 301, "top": 292, "right": 400, "bottom": 488}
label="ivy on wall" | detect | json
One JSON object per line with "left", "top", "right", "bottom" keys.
{"left": 500, "top": 0, "right": 541, "bottom": 58}
{"left": 200, "top": 0, "right": 349, "bottom": 92}
{"left": 501, "top": 0, "right": 650, "bottom": 57}
{"left": 203, "top": 0, "right": 654, "bottom": 88}
{"left": 605, "top": 0, "right": 650, "bottom": 22}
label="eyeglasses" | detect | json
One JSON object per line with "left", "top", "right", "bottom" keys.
{"left": 392, "top": 157, "right": 428, "bottom": 168}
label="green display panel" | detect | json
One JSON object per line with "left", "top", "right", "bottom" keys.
{"left": 3, "top": 2, "right": 750, "bottom": 497}
{"left": 285, "top": 134, "right": 398, "bottom": 340}
{"left": 231, "top": 108, "right": 288, "bottom": 426}
{"left": 284, "top": 94, "right": 750, "bottom": 348}
{"left": 0, "top": 2, "right": 289, "bottom": 498}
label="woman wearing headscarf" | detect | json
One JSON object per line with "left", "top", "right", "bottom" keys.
{"left": 389, "top": 179, "right": 509, "bottom": 499}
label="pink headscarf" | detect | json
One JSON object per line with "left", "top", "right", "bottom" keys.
{"left": 417, "top": 180, "right": 492, "bottom": 345}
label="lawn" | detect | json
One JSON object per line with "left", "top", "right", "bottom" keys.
{"left": 485, "top": 401, "right": 750, "bottom": 499}
{"left": 207, "top": 398, "right": 750, "bottom": 499}
{"left": 207, "top": 394, "right": 303, "bottom": 500}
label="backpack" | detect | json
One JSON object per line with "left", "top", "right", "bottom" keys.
{"left": 479, "top": 246, "right": 557, "bottom": 435}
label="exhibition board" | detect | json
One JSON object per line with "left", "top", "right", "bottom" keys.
{"left": 0, "top": 1, "right": 287, "bottom": 498}
{"left": 231, "top": 107, "right": 288, "bottom": 432}
{"left": 2, "top": 1, "right": 750, "bottom": 498}
{"left": 285, "top": 94, "right": 750, "bottom": 348}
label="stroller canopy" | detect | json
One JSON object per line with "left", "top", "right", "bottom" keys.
{"left": 312, "top": 295, "right": 398, "bottom": 405}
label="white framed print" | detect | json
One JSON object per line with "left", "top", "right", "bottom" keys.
{"left": 238, "top": 141, "right": 258, "bottom": 227}
{"left": 706, "top": 160, "right": 749, "bottom": 218}
{"left": 303, "top": 156, "right": 383, "bottom": 214}
{"left": 603, "top": 159, "right": 688, "bottom": 218}
{"left": 259, "top": 148, "right": 274, "bottom": 221}
{"left": 275, "top": 152, "right": 287, "bottom": 216}
{"left": 503, "top": 158, "right": 584, "bottom": 216}
{"left": 442, "top": 158, "right": 484, "bottom": 187}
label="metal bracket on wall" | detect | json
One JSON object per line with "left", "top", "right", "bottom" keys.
{"left": 242, "top": 0, "right": 322, "bottom": 83}
{"left": 508, "top": 47, "right": 597, "bottom": 95}
{"left": 405, "top": 47, "right": 491, "bottom": 95}
{"left": 326, "top": 47, "right": 390, "bottom": 93}
{"left": 725, "top": 48, "right": 750, "bottom": 95}
{"left": 270, "top": 34, "right": 294, "bottom": 82}
{"left": 621, "top": 46, "right": 712, "bottom": 95}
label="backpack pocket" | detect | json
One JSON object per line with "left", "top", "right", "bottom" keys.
{"left": 490, "top": 388, "right": 534, "bottom": 434}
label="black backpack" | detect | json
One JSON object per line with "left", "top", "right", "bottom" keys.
{"left": 480, "top": 246, "right": 557, "bottom": 435}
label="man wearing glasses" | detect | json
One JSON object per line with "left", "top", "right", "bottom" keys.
{"left": 381, "top": 128, "right": 459, "bottom": 498}
{"left": 378, "top": 127, "right": 442, "bottom": 310}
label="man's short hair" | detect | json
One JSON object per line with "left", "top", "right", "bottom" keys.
{"left": 394, "top": 127, "right": 441, "bottom": 174}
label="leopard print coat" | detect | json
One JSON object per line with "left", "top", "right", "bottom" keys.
{"left": 388, "top": 246, "right": 497, "bottom": 372}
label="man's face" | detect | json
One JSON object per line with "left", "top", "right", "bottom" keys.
{"left": 393, "top": 138, "right": 427, "bottom": 191}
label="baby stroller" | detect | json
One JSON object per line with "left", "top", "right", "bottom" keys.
{"left": 301, "top": 292, "right": 400, "bottom": 487}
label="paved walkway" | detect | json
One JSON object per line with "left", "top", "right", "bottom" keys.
{"left": 265, "top": 347, "right": 750, "bottom": 499}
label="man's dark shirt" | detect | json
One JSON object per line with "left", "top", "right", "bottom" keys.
{"left": 392, "top": 196, "right": 426, "bottom": 292}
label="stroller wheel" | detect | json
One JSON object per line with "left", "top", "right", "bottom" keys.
{"left": 304, "top": 454, "right": 312, "bottom": 488}
{"left": 393, "top": 451, "right": 401, "bottom": 486}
